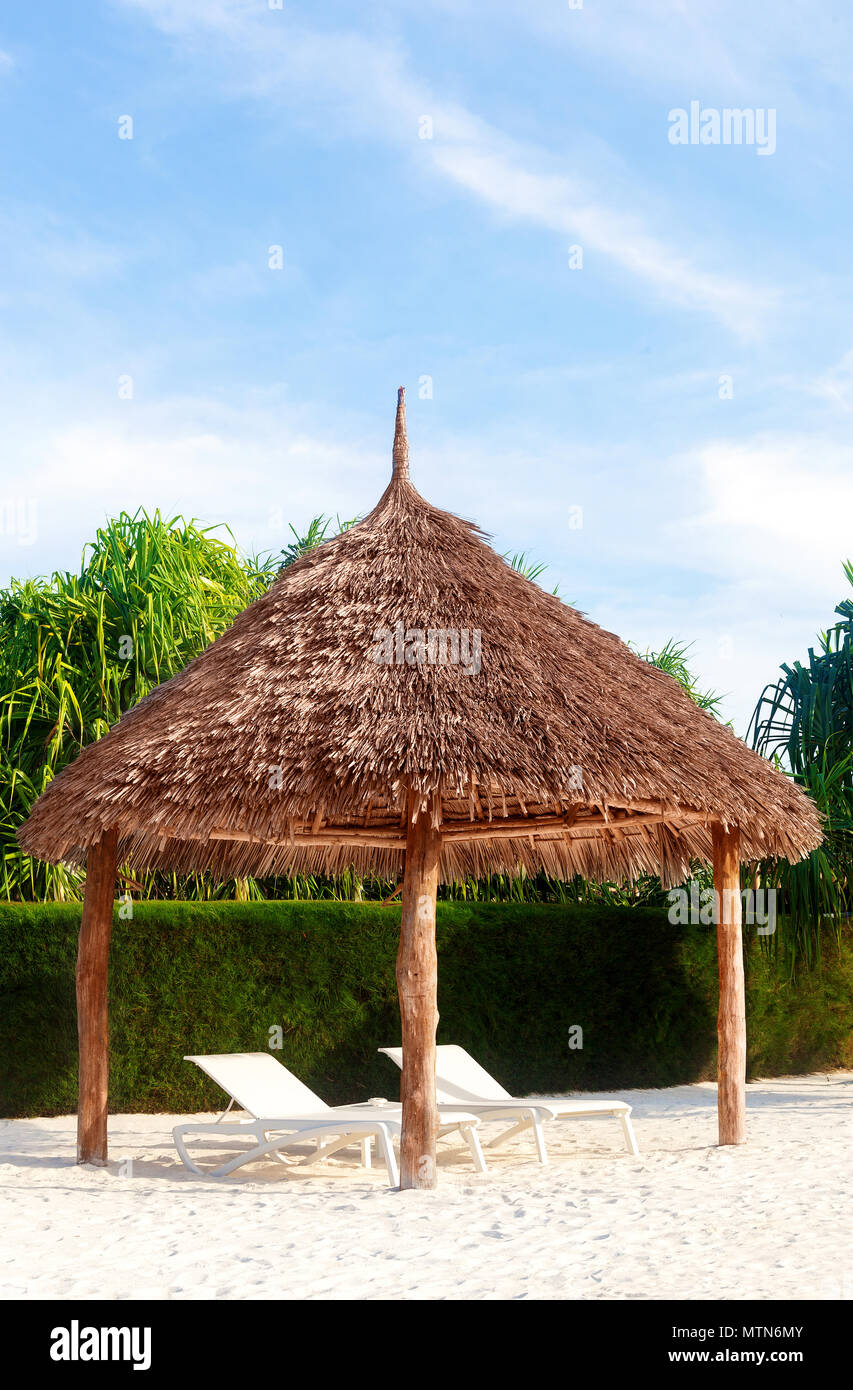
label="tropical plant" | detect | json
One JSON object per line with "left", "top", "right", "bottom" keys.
{"left": 633, "top": 638, "right": 724, "bottom": 718}
{"left": 505, "top": 550, "right": 561, "bottom": 596}
{"left": 748, "top": 563, "right": 853, "bottom": 960}
{"left": 278, "top": 514, "right": 359, "bottom": 570}
{"left": 0, "top": 510, "right": 279, "bottom": 899}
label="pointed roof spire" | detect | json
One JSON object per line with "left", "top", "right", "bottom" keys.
{"left": 392, "top": 386, "right": 409, "bottom": 481}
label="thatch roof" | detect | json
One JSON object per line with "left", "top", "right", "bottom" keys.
{"left": 19, "top": 390, "right": 822, "bottom": 887}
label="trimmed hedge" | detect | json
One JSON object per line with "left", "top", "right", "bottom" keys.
{"left": 2, "top": 900, "right": 853, "bottom": 1116}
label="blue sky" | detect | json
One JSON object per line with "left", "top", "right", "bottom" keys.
{"left": 2, "top": 0, "right": 852, "bottom": 733}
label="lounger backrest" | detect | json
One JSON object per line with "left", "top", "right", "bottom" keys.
{"left": 184, "top": 1053, "right": 328, "bottom": 1118}
{"left": 379, "top": 1045, "right": 512, "bottom": 1103}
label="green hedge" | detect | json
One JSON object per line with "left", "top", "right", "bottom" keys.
{"left": 2, "top": 901, "right": 852, "bottom": 1116}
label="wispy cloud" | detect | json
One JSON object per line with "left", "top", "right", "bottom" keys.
{"left": 116, "top": 0, "right": 776, "bottom": 335}
{"left": 803, "top": 349, "right": 853, "bottom": 412}
{"left": 0, "top": 210, "right": 126, "bottom": 284}
{"left": 428, "top": 136, "right": 776, "bottom": 336}
{"left": 489, "top": 0, "right": 853, "bottom": 116}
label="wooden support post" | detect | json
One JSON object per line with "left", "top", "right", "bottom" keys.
{"left": 76, "top": 827, "right": 118, "bottom": 1164}
{"left": 397, "top": 792, "right": 441, "bottom": 1189}
{"left": 712, "top": 822, "right": 746, "bottom": 1146}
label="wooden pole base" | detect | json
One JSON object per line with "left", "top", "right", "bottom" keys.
{"left": 397, "top": 792, "right": 441, "bottom": 1189}
{"left": 712, "top": 822, "right": 746, "bottom": 1145}
{"left": 76, "top": 827, "right": 118, "bottom": 1164}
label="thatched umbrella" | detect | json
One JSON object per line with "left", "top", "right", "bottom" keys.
{"left": 19, "top": 389, "right": 822, "bottom": 1187}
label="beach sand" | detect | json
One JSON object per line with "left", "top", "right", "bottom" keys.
{"left": 2, "top": 1073, "right": 852, "bottom": 1301}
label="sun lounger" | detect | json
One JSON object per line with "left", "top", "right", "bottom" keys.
{"left": 379, "top": 1044, "right": 639, "bottom": 1164}
{"left": 173, "top": 1052, "right": 486, "bottom": 1185}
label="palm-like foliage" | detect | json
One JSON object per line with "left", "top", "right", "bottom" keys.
{"left": 633, "top": 639, "right": 725, "bottom": 718}
{"left": 748, "top": 564, "right": 853, "bottom": 959}
{"left": 749, "top": 566, "right": 853, "bottom": 776}
{"left": 0, "top": 511, "right": 279, "bottom": 899}
{"left": 278, "top": 515, "right": 359, "bottom": 570}
{"left": 505, "top": 550, "right": 562, "bottom": 597}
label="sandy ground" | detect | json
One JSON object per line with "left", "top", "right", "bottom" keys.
{"left": 2, "top": 1073, "right": 852, "bottom": 1301}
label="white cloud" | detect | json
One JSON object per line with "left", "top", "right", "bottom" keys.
{"left": 646, "top": 433, "right": 853, "bottom": 729}
{"left": 679, "top": 434, "right": 853, "bottom": 593}
{"left": 1, "top": 391, "right": 389, "bottom": 580}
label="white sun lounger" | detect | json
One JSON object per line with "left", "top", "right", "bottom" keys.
{"left": 379, "top": 1044, "right": 639, "bottom": 1164}
{"left": 173, "top": 1052, "right": 486, "bottom": 1185}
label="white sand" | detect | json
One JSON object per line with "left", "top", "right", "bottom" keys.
{"left": 2, "top": 1074, "right": 852, "bottom": 1301}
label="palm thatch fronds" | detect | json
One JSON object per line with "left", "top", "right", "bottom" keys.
{"left": 19, "top": 392, "right": 822, "bottom": 887}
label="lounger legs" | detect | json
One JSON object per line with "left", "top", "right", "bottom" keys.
{"left": 366, "top": 1129, "right": 485, "bottom": 1175}
{"left": 485, "top": 1110, "right": 547, "bottom": 1161}
{"left": 621, "top": 1112, "right": 640, "bottom": 1156}
{"left": 173, "top": 1122, "right": 399, "bottom": 1186}
{"left": 305, "top": 1130, "right": 398, "bottom": 1185}
{"left": 460, "top": 1124, "right": 488, "bottom": 1174}
{"left": 485, "top": 1115, "right": 535, "bottom": 1150}
{"left": 173, "top": 1126, "right": 304, "bottom": 1179}
{"left": 532, "top": 1118, "right": 549, "bottom": 1165}
{"left": 308, "top": 1131, "right": 398, "bottom": 1186}
{"left": 309, "top": 1134, "right": 374, "bottom": 1169}
{"left": 483, "top": 1108, "right": 638, "bottom": 1164}
{"left": 373, "top": 1126, "right": 399, "bottom": 1188}
{"left": 489, "top": 1112, "right": 547, "bottom": 1163}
